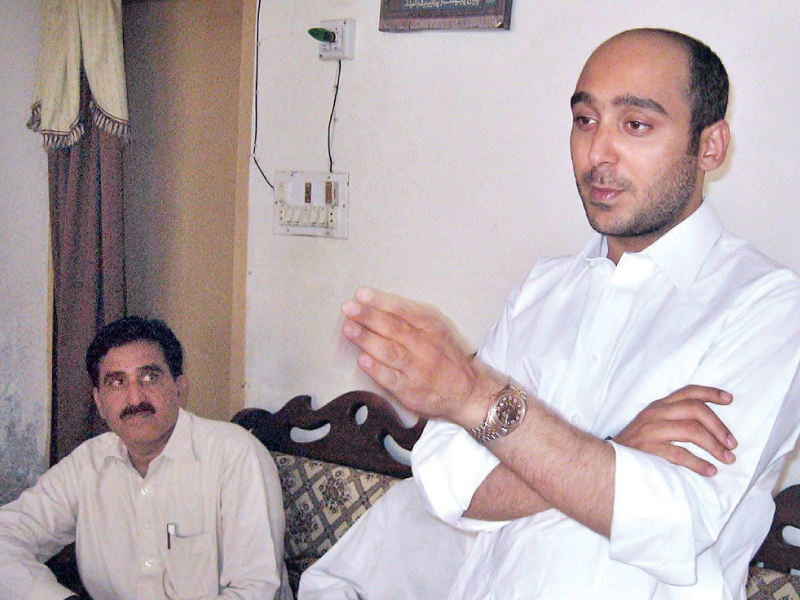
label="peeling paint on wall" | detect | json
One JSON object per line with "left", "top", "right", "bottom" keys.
{"left": 0, "top": 343, "right": 48, "bottom": 505}
{"left": 0, "top": 391, "right": 44, "bottom": 504}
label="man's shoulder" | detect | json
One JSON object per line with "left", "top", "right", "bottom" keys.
{"left": 713, "top": 232, "right": 800, "bottom": 297}
{"left": 66, "top": 430, "right": 122, "bottom": 462}
{"left": 523, "top": 254, "right": 580, "bottom": 282}
{"left": 182, "top": 410, "right": 266, "bottom": 455}
{"left": 35, "top": 431, "right": 122, "bottom": 487}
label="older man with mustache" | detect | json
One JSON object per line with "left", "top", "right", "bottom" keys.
{"left": 0, "top": 317, "right": 291, "bottom": 600}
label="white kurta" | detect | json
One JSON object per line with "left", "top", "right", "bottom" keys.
{"left": 298, "top": 479, "right": 476, "bottom": 600}
{"left": 413, "top": 202, "right": 800, "bottom": 599}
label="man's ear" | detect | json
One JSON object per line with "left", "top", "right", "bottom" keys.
{"left": 697, "top": 119, "right": 730, "bottom": 173}
{"left": 176, "top": 375, "right": 189, "bottom": 407}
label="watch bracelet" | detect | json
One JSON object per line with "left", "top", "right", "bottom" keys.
{"left": 469, "top": 421, "right": 503, "bottom": 444}
{"left": 467, "top": 378, "right": 526, "bottom": 444}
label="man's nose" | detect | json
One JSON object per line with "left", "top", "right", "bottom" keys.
{"left": 588, "top": 123, "right": 618, "bottom": 168}
{"left": 125, "top": 380, "right": 146, "bottom": 403}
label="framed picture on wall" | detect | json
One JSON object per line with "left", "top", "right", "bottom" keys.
{"left": 379, "top": 0, "right": 513, "bottom": 32}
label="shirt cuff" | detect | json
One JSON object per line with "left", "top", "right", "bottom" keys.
{"left": 609, "top": 442, "right": 697, "bottom": 585}
{"left": 411, "top": 419, "right": 501, "bottom": 526}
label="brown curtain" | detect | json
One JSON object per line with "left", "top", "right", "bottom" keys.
{"left": 48, "top": 73, "right": 127, "bottom": 464}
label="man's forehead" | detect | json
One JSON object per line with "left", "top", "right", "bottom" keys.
{"left": 98, "top": 340, "right": 168, "bottom": 373}
{"left": 574, "top": 32, "right": 690, "bottom": 108}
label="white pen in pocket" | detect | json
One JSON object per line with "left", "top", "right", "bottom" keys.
{"left": 167, "top": 523, "right": 176, "bottom": 550}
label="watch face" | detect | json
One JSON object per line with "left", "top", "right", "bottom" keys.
{"left": 494, "top": 394, "right": 524, "bottom": 428}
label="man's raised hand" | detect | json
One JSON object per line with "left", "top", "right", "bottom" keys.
{"left": 341, "top": 287, "right": 499, "bottom": 426}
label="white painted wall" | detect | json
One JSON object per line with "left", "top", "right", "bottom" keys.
{"left": 246, "top": 2, "right": 800, "bottom": 484}
{"left": 0, "top": 0, "right": 50, "bottom": 503}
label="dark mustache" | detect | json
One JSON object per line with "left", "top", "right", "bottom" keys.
{"left": 120, "top": 401, "right": 156, "bottom": 419}
{"left": 582, "top": 167, "right": 632, "bottom": 191}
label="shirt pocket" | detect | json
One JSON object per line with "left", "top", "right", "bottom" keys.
{"left": 163, "top": 532, "right": 219, "bottom": 600}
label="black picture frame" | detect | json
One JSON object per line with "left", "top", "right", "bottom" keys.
{"left": 379, "top": 0, "right": 513, "bottom": 32}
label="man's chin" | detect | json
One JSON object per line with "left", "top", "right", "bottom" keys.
{"left": 585, "top": 209, "right": 624, "bottom": 236}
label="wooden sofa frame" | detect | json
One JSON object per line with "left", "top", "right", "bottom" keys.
{"left": 232, "top": 390, "right": 426, "bottom": 479}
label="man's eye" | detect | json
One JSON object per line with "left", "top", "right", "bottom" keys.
{"left": 627, "top": 120, "right": 651, "bottom": 133}
{"left": 107, "top": 377, "right": 125, "bottom": 388}
{"left": 573, "top": 115, "right": 596, "bottom": 128}
{"left": 141, "top": 372, "right": 160, "bottom": 384}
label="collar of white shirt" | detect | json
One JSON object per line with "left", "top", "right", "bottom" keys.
{"left": 101, "top": 408, "right": 197, "bottom": 471}
{"left": 577, "top": 200, "right": 724, "bottom": 296}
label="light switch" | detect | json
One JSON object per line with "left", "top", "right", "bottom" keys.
{"left": 273, "top": 171, "right": 348, "bottom": 239}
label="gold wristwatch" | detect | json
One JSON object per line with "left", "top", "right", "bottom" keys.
{"left": 468, "top": 378, "right": 527, "bottom": 444}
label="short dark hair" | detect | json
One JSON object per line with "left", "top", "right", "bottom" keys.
{"left": 640, "top": 28, "right": 729, "bottom": 154}
{"left": 86, "top": 316, "right": 184, "bottom": 387}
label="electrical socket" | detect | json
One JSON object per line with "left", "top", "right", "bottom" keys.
{"left": 318, "top": 19, "right": 355, "bottom": 61}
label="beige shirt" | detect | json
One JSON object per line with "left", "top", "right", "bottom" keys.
{"left": 0, "top": 409, "right": 290, "bottom": 600}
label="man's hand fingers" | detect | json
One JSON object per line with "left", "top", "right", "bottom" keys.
{"left": 613, "top": 385, "right": 737, "bottom": 477}
{"left": 666, "top": 419, "right": 735, "bottom": 464}
{"left": 341, "top": 288, "right": 481, "bottom": 420}
{"left": 654, "top": 444, "right": 719, "bottom": 477}
{"left": 660, "top": 384, "right": 733, "bottom": 407}
{"left": 342, "top": 315, "right": 416, "bottom": 377}
{"left": 643, "top": 398, "right": 737, "bottom": 454}
{"left": 354, "top": 351, "right": 405, "bottom": 393}
{"left": 354, "top": 287, "right": 448, "bottom": 333}
{"left": 341, "top": 320, "right": 418, "bottom": 397}
{"left": 342, "top": 297, "right": 419, "bottom": 347}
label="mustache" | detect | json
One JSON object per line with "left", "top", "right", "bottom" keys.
{"left": 581, "top": 167, "right": 634, "bottom": 192}
{"left": 120, "top": 401, "right": 156, "bottom": 420}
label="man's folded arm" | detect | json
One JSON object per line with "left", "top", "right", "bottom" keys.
{"left": 414, "top": 281, "right": 800, "bottom": 583}
{"left": 606, "top": 282, "right": 800, "bottom": 582}
{"left": 413, "top": 383, "right": 737, "bottom": 528}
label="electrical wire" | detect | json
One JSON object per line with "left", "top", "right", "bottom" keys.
{"left": 252, "top": 5, "right": 344, "bottom": 183}
{"left": 328, "top": 59, "right": 342, "bottom": 173}
{"left": 252, "top": 0, "right": 274, "bottom": 189}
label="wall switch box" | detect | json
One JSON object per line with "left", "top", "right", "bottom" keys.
{"left": 274, "top": 171, "right": 348, "bottom": 239}
{"left": 318, "top": 19, "right": 355, "bottom": 61}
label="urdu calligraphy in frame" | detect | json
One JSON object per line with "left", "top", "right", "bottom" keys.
{"left": 379, "top": 0, "right": 513, "bottom": 31}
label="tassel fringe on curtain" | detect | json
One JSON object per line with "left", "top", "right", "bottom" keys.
{"left": 28, "top": 0, "right": 130, "bottom": 149}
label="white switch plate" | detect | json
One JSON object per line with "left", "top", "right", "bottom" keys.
{"left": 273, "top": 171, "right": 348, "bottom": 239}
{"left": 318, "top": 19, "right": 355, "bottom": 61}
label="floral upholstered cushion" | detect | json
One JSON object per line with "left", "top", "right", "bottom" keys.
{"left": 272, "top": 451, "right": 800, "bottom": 599}
{"left": 271, "top": 452, "right": 401, "bottom": 592}
{"left": 747, "top": 566, "right": 800, "bottom": 599}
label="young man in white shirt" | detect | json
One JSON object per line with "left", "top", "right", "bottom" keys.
{"left": 0, "top": 316, "right": 291, "bottom": 600}
{"left": 337, "top": 28, "right": 800, "bottom": 598}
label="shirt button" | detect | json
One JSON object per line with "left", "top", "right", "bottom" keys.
{"left": 140, "top": 487, "right": 150, "bottom": 496}
{"left": 144, "top": 559, "right": 153, "bottom": 568}
{"left": 570, "top": 415, "right": 581, "bottom": 425}
{"left": 588, "top": 355, "right": 598, "bottom": 365}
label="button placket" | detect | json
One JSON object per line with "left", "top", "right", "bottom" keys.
{"left": 135, "top": 480, "right": 161, "bottom": 573}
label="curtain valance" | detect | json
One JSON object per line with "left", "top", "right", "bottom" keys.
{"left": 28, "top": 0, "right": 129, "bottom": 148}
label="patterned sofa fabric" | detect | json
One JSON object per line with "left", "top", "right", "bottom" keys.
{"left": 273, "top": 451, "right": 800, "bottom": 599}
{"left": 272, "top": 452, "right": 401, "bottom": 593}
{"left": 747, "top": 566, "right": 800, "bottom": 599}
